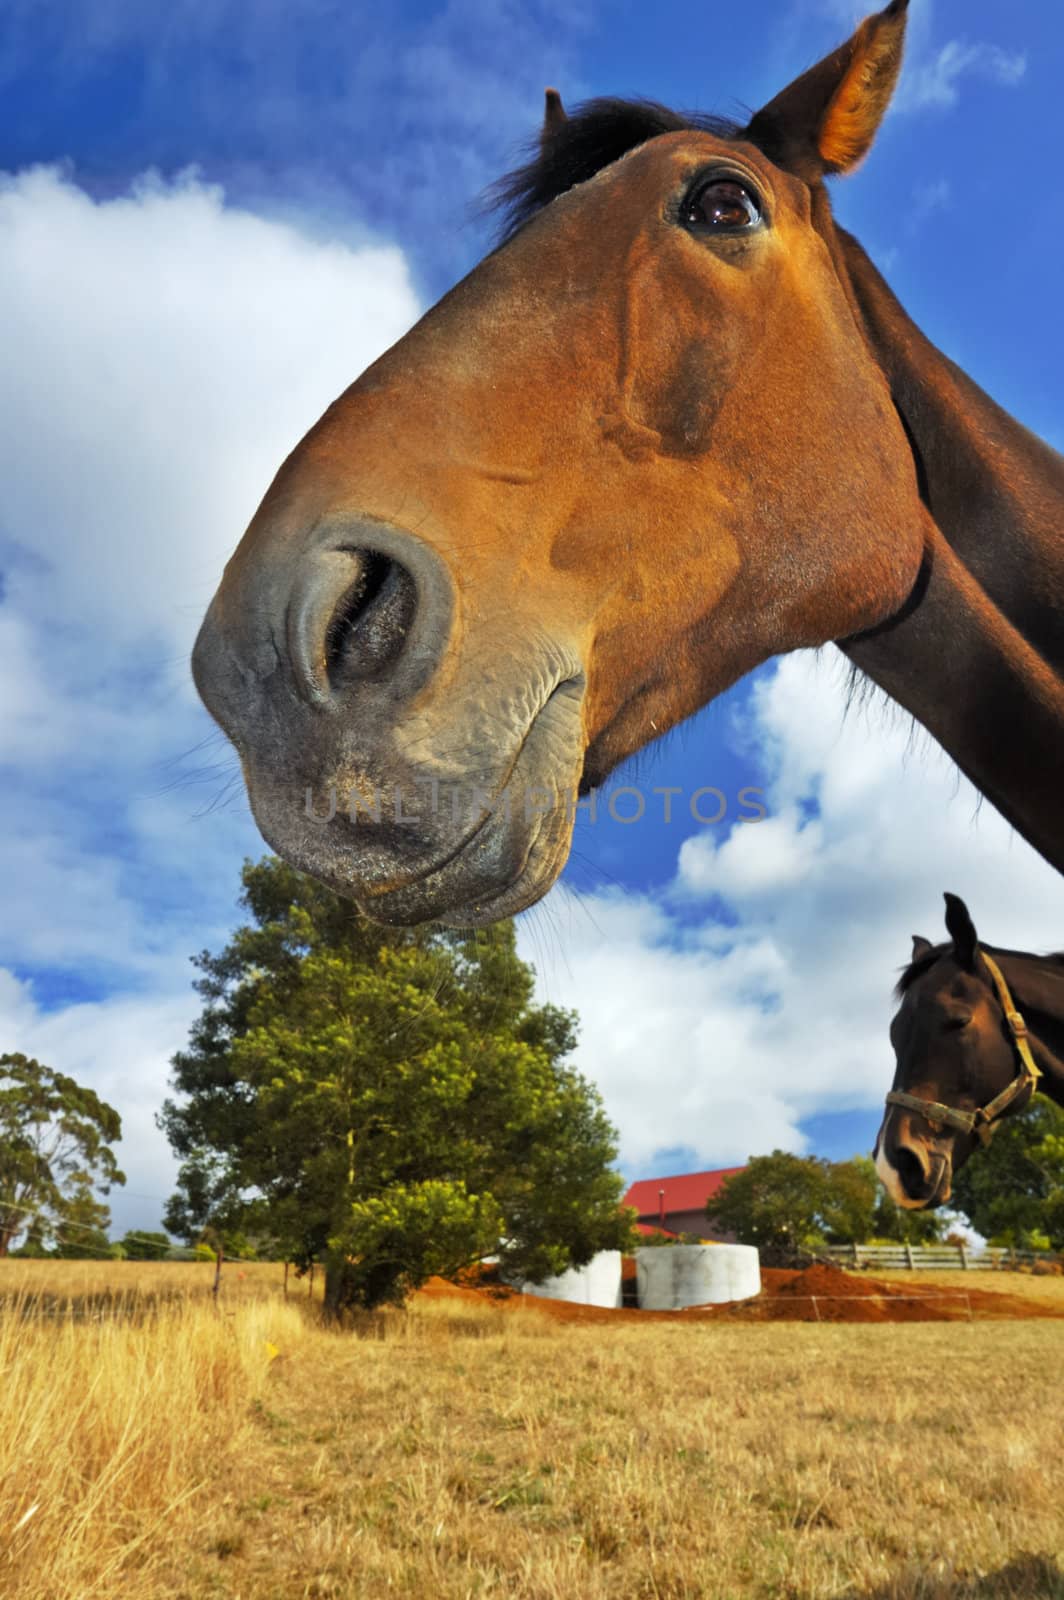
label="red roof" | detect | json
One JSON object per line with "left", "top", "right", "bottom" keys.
{"left": 623, "top": 1167, "right": 745, "bottom": 1219}
{"left": 633, "top": 1221, "right": 678, "bottom": 1239}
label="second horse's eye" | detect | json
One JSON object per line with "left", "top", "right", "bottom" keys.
{"left": 682, "top": 178, "right": 762, "bottom": 231}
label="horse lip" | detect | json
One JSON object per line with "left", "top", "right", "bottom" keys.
{"left": 352, "top": 675, "right": 584, "bottom": 923}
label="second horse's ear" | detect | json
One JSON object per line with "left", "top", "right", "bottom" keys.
{"left": 944, "top": 892, "right": 979, "bottom": 969}
{"left": 541, "top": 87, "right": 567, "bottom": 149}
{"left": 912, "top": 935, "right": 933, "bottom": 962}
{"left": 745, "top": 0, "right": 909, "bottom": 181}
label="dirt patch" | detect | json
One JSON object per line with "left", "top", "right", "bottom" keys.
{"left": 415, "top": 1261, "right": 1064, "bottom": 1323}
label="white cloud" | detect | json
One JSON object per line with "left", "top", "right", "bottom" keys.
{"left": 523, "top": 651, "right": 1064, "bottom": 1178}
{"left": 0, "top": 164, "right": 419, "bottom": 659}
{"left": 0, "top": 163, "right": 420, "bottom": 968}
{"left": 912, "top": 178, "right": 951, "bottom": 224}
{"left": 791, "top": 2, "right": 1027, "bottom": 121}
{"left": 897, "top": 40, "right": 1027, "bottom": 114}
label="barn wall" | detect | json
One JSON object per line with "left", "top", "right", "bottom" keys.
{"left": 659, "top": 1209, "right": 736, "bottom": 1241}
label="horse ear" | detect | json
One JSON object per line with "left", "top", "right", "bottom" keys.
{"left": 911, "top": 935, "right": 932, "bottom": 962}
{"left": 541, "top": 88, "right": 567, "bottom": 147}
{"left": 746, "top": 0, "right": 909, "bottom": 181}
{"left": 944, "top": 892, "right": 979, "bottom": 969}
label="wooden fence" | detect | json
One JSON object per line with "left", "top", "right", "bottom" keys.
{"left": 826, "top": 1243, "right": 1059, "bottom": 1272}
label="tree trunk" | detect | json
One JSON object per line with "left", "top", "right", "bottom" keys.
{"left": 323, "top": 1260, "right": 342, "bottom": 1316}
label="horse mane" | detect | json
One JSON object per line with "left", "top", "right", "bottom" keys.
{"left": 895, "top": 941, "right": 1064, "bottom": 998}
{"left": 487, "top": 98, "right": 742, "bottom": 243}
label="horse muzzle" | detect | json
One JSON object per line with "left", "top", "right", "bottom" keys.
{"left": 193, "top": 515, "right": 586, "bottom": 924}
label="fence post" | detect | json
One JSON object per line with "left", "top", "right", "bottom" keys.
{"left": 284, "top": 1260, "right": 289, "bottom": 1296}
{"left": 852, "top": 1242, "right": 859, "bottom": 1268}
{"left": 904, "top": 1242, "right": 914, "bottom": 1270}
{"left": 959, "top": 1243, "right": 968, "bottom": 1271}
{"left": 212, "top": 1242, "right": 223, "bottom": 1302}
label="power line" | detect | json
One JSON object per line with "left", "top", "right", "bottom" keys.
{"left": 0, "top": 1196, "right": 176, "bottom": 1250}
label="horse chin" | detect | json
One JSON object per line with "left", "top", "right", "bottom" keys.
{"left": 244, "top": 680, "right": 584, "bottom": 926}
{"left": 355, "top": 788, "right": 576, "bottom": 928}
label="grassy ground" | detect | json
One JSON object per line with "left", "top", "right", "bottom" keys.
{"left": 2, "top": 1263, "right": 1063, "bottom": 1600}
{"left": 873, "top": 1267, "right": 1064, "bottom": 1308}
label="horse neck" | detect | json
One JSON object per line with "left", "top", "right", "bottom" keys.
{"left": 838, "top": 229, "right": 1064, "bottom": 660}
{"left": 836, "top": 232, "right": 1064, "bottom": 877}
{"left": 993, "top": 950, "right": 1064, "bottom": 1107}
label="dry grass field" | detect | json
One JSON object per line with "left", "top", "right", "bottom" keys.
{"left": 2, "top": 1261, "right": 1063, "bottom": 1600}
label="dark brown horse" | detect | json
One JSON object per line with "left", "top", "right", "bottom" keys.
{"left": 193, "top": 0, "right": 1064, "bottom": 927}
{"left": 875, "top": 894, "right": 1064, "bottom": 1210}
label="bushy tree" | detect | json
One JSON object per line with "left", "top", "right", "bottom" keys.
{"left": 706, "top": 1150, "right": 945, "bottom": 1262}
{"left": 160, "top": 858, "right": 633, "bottom": 1310}
{"left": 707, "top": 1152, "right": 832, "bottom": 1260}
{"left": 119, "top": 1230, "right": 171, "bottom": 1260}
{"left": 50, "top": 1179, "right": 113, "bottom": 1259}
{"left": 0, "top": 1053, "right": 123, "bottom": 1257}
{"left": 854, "top": 1155, "right": 946, "bottom": 1245}
{"left": 950, "top": 1100, "right": 1064, "bottom": 1249}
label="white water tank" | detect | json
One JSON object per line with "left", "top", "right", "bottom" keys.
{"left": 635, "top": 1244, "right": 760, "bottom": 1309}
{"left": 520, "top": 1249, "right": 623, "bottom": 1308}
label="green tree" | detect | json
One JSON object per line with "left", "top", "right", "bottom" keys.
{"left": 120, "top": 1230, "right": 171, "bottom": 1261}
{"left": 160, "top": 858, "right": 633, "bottom": 1310}
{"left": 706, "top": 1151, "right": 945, "bottom": 1261}
{"left": 950, "top": 1100, "right": 1064, "bottom": 1249}
{"left": 0, "top": 1053, "right": 124, "bottom": 1257}
{"left": 707, "top": 1152, "right": 832, "bottom": 1259}
{"left": 51, "top": 1178, "right": 113, "bottom": 1259}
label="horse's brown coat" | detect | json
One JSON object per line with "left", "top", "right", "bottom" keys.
{"left": 192, "top": 1, "right": 1064, "bottom": 925}
{"left": 876, "top": 894, "right": 1064, "bottom": 1209}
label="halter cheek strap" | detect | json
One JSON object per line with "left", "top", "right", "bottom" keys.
{"left": 885, "top": 952, "right": 1043, "bottom": 1147}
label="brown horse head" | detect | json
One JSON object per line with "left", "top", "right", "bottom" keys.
{"left": 875, "top": 894, "right": 1054, "bottom": 1209}
{"left": 194, "top": 2, "right": 928, "bottom": 925}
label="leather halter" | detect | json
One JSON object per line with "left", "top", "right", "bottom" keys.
{"left": 886, "top": 952, "right": 1043, "bottom": 1147}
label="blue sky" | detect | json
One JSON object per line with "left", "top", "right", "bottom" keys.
{"left": 2, "top": 0, "right": 1063, "bottom": 1241}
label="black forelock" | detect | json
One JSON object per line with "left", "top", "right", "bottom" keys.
{"left": 486, "top": 97, "right": 742, "bottom": 244}
{"left": 894, "top": 941, "right": 1064, "bottom": 999}
{"left": 894, "top": 943, "right": 949, "bottom": 998}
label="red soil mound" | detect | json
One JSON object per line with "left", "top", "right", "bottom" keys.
{"left": 414, "top": 1261, "right": 1064, "bottom": 1324}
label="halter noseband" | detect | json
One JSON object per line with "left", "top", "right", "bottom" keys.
{"left": 885, "top": 952, "right": 1043, "bottom": 1147}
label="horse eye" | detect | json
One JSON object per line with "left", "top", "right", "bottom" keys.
{"left": 943, "top": 1014, "right": 970, "bottom": 1033}
{"left": 682, "top": 178, "right": 762, "bottom": 231}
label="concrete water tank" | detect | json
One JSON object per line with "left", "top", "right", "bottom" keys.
{"left": 521, "top": 1250, "right": 623, "bottom": 1308}
{"left": 635, "top": 1244, "right": 760, "bottom": 1309}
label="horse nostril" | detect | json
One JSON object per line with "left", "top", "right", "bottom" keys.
{"left": 287, "top": 545, "right": 418, "bottom": 704}
{"left": 323, "top": 549, "right": 416, "bottom": 686}
{"left": 894, "top": 1143, "right": 928, "bottom": 1197}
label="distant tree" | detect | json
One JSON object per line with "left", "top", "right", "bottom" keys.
{"left": 950, "top": 1100, "right": 1064, "bottom": 1250}
{"left": 0, "top": 1053, "right": 124, "bottom": 1257}
{"left": 707, "top": 1152, "right": 831, "bottom": 1260}
{"left": 51, "top": 1178, "right": 113, "bottom": 1259}
{"left": 120, "top": 1230, "right": 171, "bottom": 1261}
{"left": 162, "top": 1152, "right": 252, "bottom": 1253}
{"left": 11, "top": 1214, "right": 50, "bottom": 1258}
{"left": 818, "top": 1157, "right": 879, "bottom": 1245}
{"left": 160, "top": 857, "right": 633, "bottom": 1311}
{"left": 706, "top": 1151, "right": 944, "bottom": 1261}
